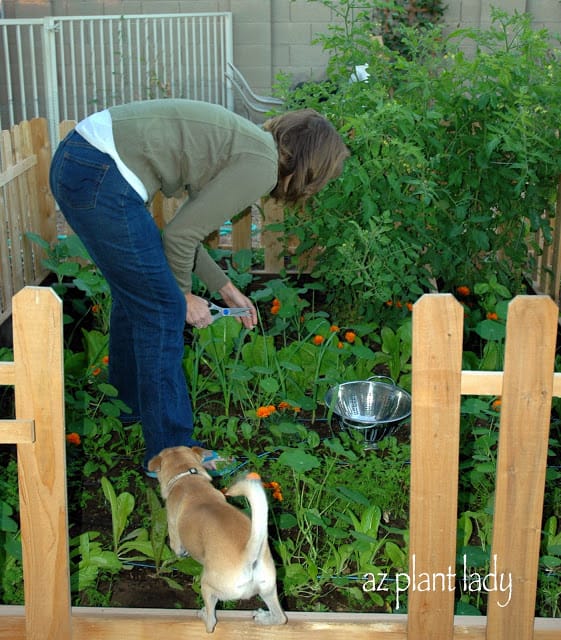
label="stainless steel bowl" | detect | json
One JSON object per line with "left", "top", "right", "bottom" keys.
{"left": 324, "top": 378, "right": 411, "bottom": 425}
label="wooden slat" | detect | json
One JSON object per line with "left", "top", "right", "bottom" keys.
{"left": 461, "top": 370, "right": 561, "bottom": 397}
{"left": 262, "top": 197, "right": 285, "bottom": 272}
{"left": 0, "top": 361, "right": 15, "bottom": 385}
{"left": 29, "top": 118, "right": 56, "bottom": 253}
{"left": 408, "top": 294, "right": 464, "bottom": 640}
{"left": 1, "top": 129, "right": 25, "bottom": 294}
{"left": 13, "top": 287, "right": 72, "bottom": 640}
{"left": 550, "top": 177, "right": 561, "bottom": 305}
{"left": 12, "top": 123, "right": 35, "bottom": 284}
{"left": 0, "top": 607, "right": 559, "bottom": 640}
{"left": 0, "top": 154, "right": 36, "bottom": 187}
{"left": 0, "top": 420, "right": 35, "bottom": 443}
{"left": 232, "top": 207, "right": 252, "bottom": 252}
{"left": 486, "top": 296, "right": 558, "bottom": 640}
{"left": 59, "top": 120, "right": 76, "bottom": 140}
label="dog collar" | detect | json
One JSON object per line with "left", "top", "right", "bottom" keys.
{"left": 165, "top": 467, "right": 199, "bottom": 492}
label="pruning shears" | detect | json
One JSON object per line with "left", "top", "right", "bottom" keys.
{"left": 207, "top": 300, "right": 252, "bottom": 323}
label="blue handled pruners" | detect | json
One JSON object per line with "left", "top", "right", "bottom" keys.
{"left": 208, "top": 300, "right": 252, "bottom": 323}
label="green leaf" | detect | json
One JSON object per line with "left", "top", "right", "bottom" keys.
{"left": 476, "top": 320, "right": 506, "bottom": 341}
{"left": 0, "top": 501, "right": 17, "bottom": 532}
{"left": 277, "top": 448, "right": 321, "bottom": 473}
{"left": 259, "top": 377, "right": 280, "bottom": 394}
{"left": 332, "top": 485, "right": 371, "bottom": 506}
{"left": 97, "top": 383, "right": 119, "bottom": 397}
{"left": 276, "top": 513, "right": 298, "bottom": 529}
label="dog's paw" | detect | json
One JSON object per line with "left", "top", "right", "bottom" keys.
{"left": 253, "top": 608, "right": 287, "bottom": 626}
{"left": 199, "top": 606, "right": 217, "bottom": 633}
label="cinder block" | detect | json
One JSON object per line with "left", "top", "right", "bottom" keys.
{"left": 271, "top": 47, "right": 290, "bottom": 68}
{"left": 230, "top": 0, "right": 271, "bottom": 22}
{"left": 273, "top": 23, "right": 312, "bottom": 45}
{"left": 139, "top": 2, "right": 184, "bottom": 15}
{"left": 235, "top": 44, "right": 271, "bottom": 67}
{"left": 443, "top": 2, "right": 461, "bottom": 24}
{"left": 235, "top": 22, "right": 272, "bottom": 46}
{"left": 481, "top": 0, "right": 525, "bottom": 23}
{"left": 289, "top": 44, "right": 329, "bottom": 67}
{"left": 289, "top": 0, "right": 332, "bottom": 24}
{"left": 527, "top": 0, "right": 561, "bottom": 22}
{"left": 271, "top": 1, "right": 290, "bottom": 22}
{"left": 278, "top": 65, "right": 326, "bottom": 86}
{"left": 457, "top": 0, "right": 482, "bottom": 24}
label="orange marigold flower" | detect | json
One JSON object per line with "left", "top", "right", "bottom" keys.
{"left": 344, "top": 331, "right": 356, "bottom": 344}
{"left": 330, "top": 325, "right": 340, "bottom": 332}
{"left": 337, "top": 341, "right": 344, "bottom": 349}
{"left": 92, "top": 367, "right": 102, "bottom": 376}
{"left": 102, "top": 355, "right": 109, "bottom": 365}
{"left": 278, "top": 401, "right": 290, "bottom": 410}
{"left": 385, "top": 300, "right": 393, "bottom": 307}
{"left": 66, "top": 432, "right": 81, "bottom": 446}
{"left": 456, "top": 285, "right": 471, "bottom": 297}
{"left": 271, "top": 298, "right": 281, "bottom": 314}
{"left": 256, "top": 405, "right": 276, "bottom": 419}
{"left": 486, "top": 311, "right": 498, "bottom": 321}
{"left": 492, "top": 398, "right": 502, "bottom": 410}
{"left": 91, "top": 304, "right": 100, "bottom": 313}
{"left": 406, "top": 302, "right": 413, "bottom": 312}
{"left": 312, "top": 335, "right": 325, "bottom": 346}
{"left": 263, "top": 481, "right": 283, "bottom": 501}
{"left": 395, "top": 301, "right": 403, "bottom": 309}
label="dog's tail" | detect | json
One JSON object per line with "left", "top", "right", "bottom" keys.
{"left": 225, "top": 472, "right": 269, "bottom": 563}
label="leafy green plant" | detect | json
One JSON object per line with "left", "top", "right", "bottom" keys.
{"left": 26, "top": 232, "right": 112, "bottom": 335}
{"left": 278, "top": 6, "right": 561, "bottom": 322}
{"left": 69, "top": 530, "right": 121, "bottom": 604}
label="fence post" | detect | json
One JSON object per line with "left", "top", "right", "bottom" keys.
{"left": 486, "top": 296, "right": 557, "bottom": 639}
{"left": 408, "top": 294, "right": 464, "bottom": 639}
{"left": 13, "top": 287, "right": 72, "bottom": 640}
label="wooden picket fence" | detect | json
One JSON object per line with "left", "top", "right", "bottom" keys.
{"left": 0, "top": 119, "right": 56, "bottom": 325}
{"left": 0, "top": 287, "right": 560, "bottom": 639}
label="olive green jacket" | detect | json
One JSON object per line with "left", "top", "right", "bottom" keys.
{"left": 109, "top": 99, "right": 278, "bottom": 293}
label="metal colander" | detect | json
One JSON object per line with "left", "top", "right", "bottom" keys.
{"left": 325, "top": 377, "right": 411, "bottom": 448}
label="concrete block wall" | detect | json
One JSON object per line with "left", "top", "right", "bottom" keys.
{"left": 2, "top": 0, "right": 561, "bottom": 96}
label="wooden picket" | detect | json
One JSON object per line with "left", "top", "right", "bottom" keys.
{"left": 0, "top": 287, "right": 70, "bottom": 640}
{"left": 0, "top": 288, "right": 560, "bottom": 639}
{"left": 0, "top": 119, "right": 56, "bottom": 324}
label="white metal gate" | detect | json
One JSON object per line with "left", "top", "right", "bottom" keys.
{"left": 0, "top": 13, "right": 233, "bottom": 148}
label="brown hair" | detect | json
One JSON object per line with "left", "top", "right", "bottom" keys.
{"left": 263, "top": 109, "right": 349, "bottom": 205}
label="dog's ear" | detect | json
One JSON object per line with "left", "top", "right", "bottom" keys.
{"left": 191, "top": 446, "right": 205, "bottom": 461}
{"left": 147, "top": 454, "right": 161, "bottom": 472}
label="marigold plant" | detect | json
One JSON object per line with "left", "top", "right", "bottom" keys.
{"left": 256, "top": 405, "right": 277, "bottom": 419}
{"left": 66, "top": 433, "right": 81, "bottom": 446}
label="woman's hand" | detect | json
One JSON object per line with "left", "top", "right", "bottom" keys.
{"left": 218, "top": 281, "right": 258, "bottom": 330}
{"left": 185, "top": 293, "right": 213, "bottom": 328}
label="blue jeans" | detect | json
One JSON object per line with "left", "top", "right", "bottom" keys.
{"left": 49, "top": 130, "right": 199, "bottom": 467}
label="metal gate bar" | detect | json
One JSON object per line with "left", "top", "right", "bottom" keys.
{"left": 0, "top": 13, "right": 233, "bottom": 149}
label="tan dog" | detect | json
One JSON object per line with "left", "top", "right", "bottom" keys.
{"left": 148, "top": 446, "right": 287, "bottom": 633}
